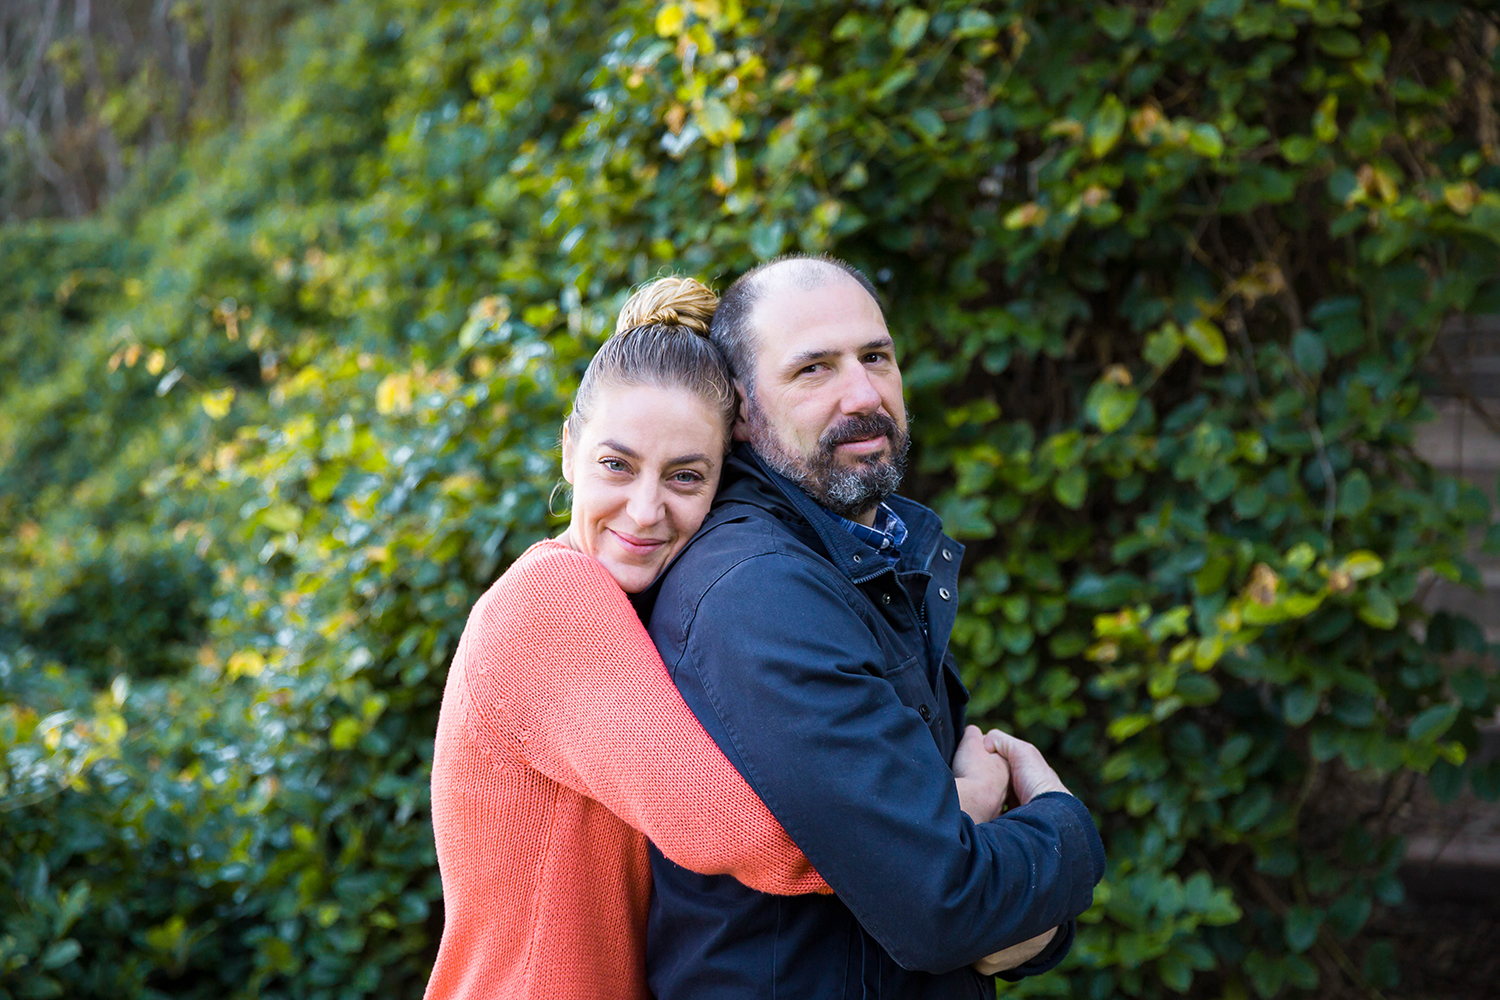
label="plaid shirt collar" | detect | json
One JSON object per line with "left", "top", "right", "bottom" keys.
{"left": 825, "top": 501, "right": 908, "bottom": 561}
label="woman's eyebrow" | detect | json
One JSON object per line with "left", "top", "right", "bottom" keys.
{"left": 598, "top": 439, "right": 641, "bottom": 459}
{"left": 600, "top": 440, "right": 710, "bottom": 467}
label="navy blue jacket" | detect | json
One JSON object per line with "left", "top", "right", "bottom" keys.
{"left": 643, "top": 445, "right": 1105, "bottom": 1000}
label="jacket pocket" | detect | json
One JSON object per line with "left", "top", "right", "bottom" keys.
{"left": 882, "top": 654, "right": 940, "bottom": 736}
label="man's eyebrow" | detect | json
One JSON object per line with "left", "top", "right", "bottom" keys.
{"left": 782, "top": 337, "right": 896, "bottom": 373}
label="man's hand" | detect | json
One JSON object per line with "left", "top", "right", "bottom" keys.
{"left": 952, "top": 724, "right": 1009, "bottom": 823}
{"left": 972, "top": 927, "right": 1058, "bottom": 975}
{"left": 982, "top": 730, "right": 1069, "bottom": 806}
{"left": 967, "top": 734, "right": 1069, "bottom": 974}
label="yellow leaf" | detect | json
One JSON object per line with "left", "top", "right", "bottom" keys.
{"left": 655, "top": 4, "right": 685, "bottom": 36}
{"left": 1443, "top": 181, "right": 1478, "bottom": 215}
{"left": 1183, "top": 317, "right": 1228, "bottom": 365}
{"left": 1003, "top": 203, "right": 1047, "bottom": 229}
{"left": 698, "top": 98, "right": 741, "bottom": 144}
{"left": 1194, "top": 634, "right": 1225, "bottom": 669}
{"left": 1086, "top": 639, "right": 1120, "bottom": 662}
{"left": 1089, "top": 94, "right": 1126, "bottom": 158}
{"left": 376, "top": 373, "right": 413, "bottom": 415}
{"left": 1043, "top": 118, "right": 1084, "bottom": 140}
{"left": 201, "top": 387, "right": 235, "bottom": 420}
{"left": 1371, "top": 165, "right": 1399, "bottom": 204}
{"left": 227, "top": 650, "right": 266, "bottom": 679}
{"left": 330, "top": 717, "right": 362, "bottom": 750}
{"left": 1339, "top": 550, "right": 1384, "bottom": 581}
{"left": 261, "top": 504, "right": 302, "bottom": 533}
{"left": 1108, "top": 714, "right": 1151, "bottom": 740}
{"left": 1130, "top": 103, "right": 1165, "bottom": 143}
{"left": 146, "top": 349, "right": 167, "bottom": 375}
{"left": 1247, "top": 563, "right": 1279, "bottom": 605}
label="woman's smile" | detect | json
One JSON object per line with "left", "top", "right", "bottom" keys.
{"left": 561, "top": 383, "right": 727, "bottom": 593}
{"left": 606, "top": 528, "right": 669, "bottom": 556}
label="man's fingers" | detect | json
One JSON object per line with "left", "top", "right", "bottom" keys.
{"left": 982, "top": 729, "right": 1035, "bottom": 758}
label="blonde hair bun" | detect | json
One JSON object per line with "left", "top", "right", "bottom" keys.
{"left": 615, "top": 275, "right": 718, "bottom": 336}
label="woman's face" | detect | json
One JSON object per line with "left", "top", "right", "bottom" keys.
{"left": 562, "top": 383, "right": 727, "bottom": 593}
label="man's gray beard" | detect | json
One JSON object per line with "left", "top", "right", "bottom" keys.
{"left": 743, "top": 395, "right": 909, "bottom": 521}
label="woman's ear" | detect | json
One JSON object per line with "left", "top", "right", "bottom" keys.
{"left": 560, "top": 421, "right": 575, "bottom": 484}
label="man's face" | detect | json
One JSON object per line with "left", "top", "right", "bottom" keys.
{"left": 735, "top": 276, "right": 909, "bottom": 522}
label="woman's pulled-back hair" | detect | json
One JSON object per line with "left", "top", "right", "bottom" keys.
{"left": 567, "top": 276, "right": 735, "bottom": 440}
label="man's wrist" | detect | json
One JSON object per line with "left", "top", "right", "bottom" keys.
{"left": 954, "top": 776, "right": 1003, "bottom": 823}
{"left": 997, "top": 920, "right": 1076, "bottom": 981}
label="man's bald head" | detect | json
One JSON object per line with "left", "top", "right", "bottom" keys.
{"left": 710, "top": 254, "right": 880, "bottom": 389}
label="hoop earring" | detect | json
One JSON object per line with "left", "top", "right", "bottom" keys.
{"left": 548, "top": 480, "right": 571, "bottom": 518}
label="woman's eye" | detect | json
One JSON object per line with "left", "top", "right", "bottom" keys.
{"left": 601, "top": 458, "right": 629, "bottom": 473}
{"left": 670, "top": 471, "right": 704, "bottom": 485}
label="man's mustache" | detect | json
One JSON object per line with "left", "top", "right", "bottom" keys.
{"left": 819, "top": 413, "right": 902, "bottom": 454}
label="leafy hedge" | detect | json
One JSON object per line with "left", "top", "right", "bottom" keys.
{"left": 2, "top": 1, "right": 1499, "bottom": 998}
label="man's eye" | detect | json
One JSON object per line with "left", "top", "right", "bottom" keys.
{"left": 863, "top": 352, "right": 890, "bottom": 364}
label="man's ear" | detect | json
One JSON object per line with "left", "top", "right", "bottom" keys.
{"left": 560, "top": 421, "right": 576, "bottom": 483}
{"left": 731, "top": 381, "right": 752, "bottom": 443}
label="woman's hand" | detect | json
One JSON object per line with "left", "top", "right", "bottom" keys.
{"left": 952, "top": 724, "right": 1010, "bottom": 823}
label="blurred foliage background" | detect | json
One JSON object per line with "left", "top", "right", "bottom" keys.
{"left": 2, "top": 0, "right": 1499, "bottom": 997}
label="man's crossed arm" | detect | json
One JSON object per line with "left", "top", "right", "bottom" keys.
{"left": 666, "top": 553, "right": 1105, "bottom": 975}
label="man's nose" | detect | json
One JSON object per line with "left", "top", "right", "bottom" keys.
{"left": 838, "top": 366, "right": 884, "bottom": 415}
{"left": 625, "top": 479, "right": 666, "bottom": 528}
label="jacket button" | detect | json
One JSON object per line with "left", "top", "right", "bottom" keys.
{"left": 942, "top": 548, "right": 952, "bottom": 561}
{"left": 918, "top": 705, "right": 932, "bottom": 721}
{"left": 852, "top": 554, "right": 861, "bottom": 563}
{"left": 881, "top": 593, "right": 892, "bottom": 604}
{"left": 939, "top": 587, "right": 951, "bottom": 601}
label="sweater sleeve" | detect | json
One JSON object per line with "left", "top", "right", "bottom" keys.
{"left": 460, "top": 543, "right": 830, "bottom": 897}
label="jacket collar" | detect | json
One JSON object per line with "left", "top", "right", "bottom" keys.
{"left": 713, "top": 443, "right": 947, "bottom": 585}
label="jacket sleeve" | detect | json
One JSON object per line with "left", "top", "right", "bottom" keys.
{"left": 460, "top": 545, "right": 831, "bottom": 897}
{"left": 667, "top": 551, "right": 1105, "bottom": 974}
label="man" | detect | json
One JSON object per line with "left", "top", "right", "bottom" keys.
{"left": 641, "top": 255, "right": 1106, "bottom": 999}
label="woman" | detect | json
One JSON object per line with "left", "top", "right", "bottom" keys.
{"left": 425, "top": 277, "right": 1006, "bottom": 1000}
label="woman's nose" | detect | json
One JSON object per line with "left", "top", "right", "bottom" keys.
{"left": 625, "top": 481, "right": 665, "bottom": 528}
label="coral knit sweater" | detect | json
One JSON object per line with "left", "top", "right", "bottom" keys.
{"left": 425, "top": 540, "right": 829, "bottom": 1000}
